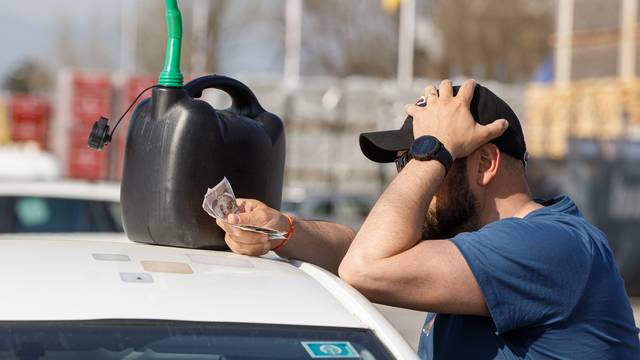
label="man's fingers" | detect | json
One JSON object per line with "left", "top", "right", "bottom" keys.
{"left": 479, "top": 119, "right": 509, "bottom": 142}
{"left": 217, "top": 216, "right": 269, "bottom": 245}
{"left": 229, "top": 230, "right": 269, "bottom": 245}
{"left": 405, "top": 104, "right": 418, "bottom": 117}
{"left": 424, "top": 85, "right": 438, "bottom": 106}
{"left": 235, "top": 198, "right": 262, "bottom": 212}
{"left": 225, "top": 234, "right": 269, "bottom": 256}
{"left": 438, "top": 79, "right": 453, "bottom": 99}
{"left": 457, "top": 79, "right": 476, "bottom": 105}
{"left": 228, "top": 210, "right": 268, "bottom": 226}
{"left": 216, "top": 218, "right": 231, "bottom": 232}
{"left": 227, "top": 214, "right": 241, "bottom": 224}
{"left": 217, "top": 218, "right": 253, "bottom": 240}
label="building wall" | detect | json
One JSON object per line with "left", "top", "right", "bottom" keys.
{"left": 566, "top": 0, "right": 639, "bottom": 80}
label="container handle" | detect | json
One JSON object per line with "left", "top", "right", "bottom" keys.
{"left": 184, "top": 75, "right": 265, "bottom": 118}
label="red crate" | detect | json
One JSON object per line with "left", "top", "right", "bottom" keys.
{"left": 9, "top": 95, "right": 50, "bottom": 148}
{"left": 66, "top": 72, "right": 113, "bottom": 180}
{"left": 67, "top": 146, "right": 108, "bottom": 181}
{"left": 68, "top": 125, "right": 95, "bottom": 149}
{"left": 72, "top": 97, "right": 111, "bottom": 124}
{"left": 71, "top": 72, "right": 112, "bottom": 124}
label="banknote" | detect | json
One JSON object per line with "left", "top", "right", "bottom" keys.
{"left": 202, "top": 177, "right": 239, "bottom": 219}
{"left": 203, "top": 177, "right": 287, "bottom": 241}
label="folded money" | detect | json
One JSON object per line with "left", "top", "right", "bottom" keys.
{"left": 203, "top": 177, "right": 239, "bottom": 219}
{"left": 231, "top": 224, "right": 287, "bottom": 241}
{"left": 203, "top": 177, "right": 287, "bottom": 241}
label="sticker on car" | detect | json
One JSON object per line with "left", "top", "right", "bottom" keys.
{"left": 301, "top": 341, "right": 360, "bottom": 358}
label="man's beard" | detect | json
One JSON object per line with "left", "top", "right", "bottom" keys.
{"left": 422, "top": 159, "right": 480, "bottom": 239}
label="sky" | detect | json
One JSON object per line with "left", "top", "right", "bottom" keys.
{"left": 0, "top": 0, "right": 120, "bottom": 79}
{"left": 0, "top": 0, "right": 283, "bottom": 82}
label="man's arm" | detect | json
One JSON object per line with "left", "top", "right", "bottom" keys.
{"left": 277, "top": 219, "right": 354, "bottom": 274}
{"left": 339, "top": 79, "right": 508, "bottom": 315}
{"left": 339, "top": 160, "right": 486, "bottom": 314}
{"left": 217, "top": 199, "right": 354, "bottom": 274}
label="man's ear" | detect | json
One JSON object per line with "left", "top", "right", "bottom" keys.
{"left": 473, "top": 144, "right": 500, "bottom": 187}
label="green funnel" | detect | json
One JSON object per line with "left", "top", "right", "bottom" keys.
{"left": 158, "top": 0, "right": 184, "bottom": 87}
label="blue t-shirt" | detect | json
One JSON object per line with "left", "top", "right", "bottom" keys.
{"left": 418, "top": 196, "right": 640, "bottom": 359}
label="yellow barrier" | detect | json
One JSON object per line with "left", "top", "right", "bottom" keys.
{"left": 524, "top": 79, "right": 640, "bottom": 159}
{"left": 0, "top": 97, "right": 9, "bottom": 144}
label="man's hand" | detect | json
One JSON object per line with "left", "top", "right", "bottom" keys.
{"left": 405, "top": 79, "right": 509, "bottom": 159}
{"left": 214, "top": 198, "right": 355, "bottom": 273}
{"left": 215, "top": 199, "right": 290, "bottom": 256}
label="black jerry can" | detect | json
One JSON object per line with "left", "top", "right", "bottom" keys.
{"left": 120, "top": 75, "right": 285, "bottom": 249}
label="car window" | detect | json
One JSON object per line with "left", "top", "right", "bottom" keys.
{"left": 0, "top": 320, "right": 395, "bottom": 360}
{"left": 310, "top": 199, "right": 334, "bottom": 218}
{"left": 0, "top": 196, "right": 123, "bottom": 233}
{"left": 107, "top": 201, "right": 123, "bottom": 231}
{"left": 14, "top": 197, "right": 50, "bottom": 227}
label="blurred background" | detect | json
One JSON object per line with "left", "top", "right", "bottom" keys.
{"left": 0, "top": 0, "right": 638, "bottom": 347}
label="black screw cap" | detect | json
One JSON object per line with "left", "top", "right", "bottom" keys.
{"left": 87, "top": 116, "right": 112, "bottom": 150}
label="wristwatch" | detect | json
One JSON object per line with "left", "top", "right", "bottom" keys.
{"left": 408, "top": 135, "right": 453, "bottom": 175}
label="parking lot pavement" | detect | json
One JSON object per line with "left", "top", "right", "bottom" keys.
{"left": 377, "top": 297, "right": 640, "bottom": 351}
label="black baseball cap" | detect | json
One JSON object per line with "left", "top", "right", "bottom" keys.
{"left": 359, "top": 84, "right": 528, "bottom": 166}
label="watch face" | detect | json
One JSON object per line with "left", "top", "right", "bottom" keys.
{"left": 411, "top": 136, "right": 440, "bottom": 160}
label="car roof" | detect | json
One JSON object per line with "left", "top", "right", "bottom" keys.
{"left": 0, "top": 234, "right": 417, "bottom": 358}
{"left": 0, "top": 180, "right": 120, "bottom": 202}
{"left": 0, "top": 234, "right": 416, "bottom": 359}
{"left": 0, "top": 235, "right": 351, "bottom": 326}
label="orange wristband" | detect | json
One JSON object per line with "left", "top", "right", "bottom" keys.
{"left": 272, "top": 214, "right": 295, "bottom": 252}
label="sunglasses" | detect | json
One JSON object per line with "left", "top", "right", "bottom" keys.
{"left": 395, "top": 152, "right": 410, "bottom": 173}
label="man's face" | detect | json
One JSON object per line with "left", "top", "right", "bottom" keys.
{"left": 422, "top": 158, "right": 480, "bottom": 239}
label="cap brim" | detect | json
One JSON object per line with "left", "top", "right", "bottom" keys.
{"left": 359, "top": 128, "right": 413, "bottom": 163}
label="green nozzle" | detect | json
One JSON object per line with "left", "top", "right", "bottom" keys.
{"left": 158, "top": 0, "right": 183, "bottom": 87}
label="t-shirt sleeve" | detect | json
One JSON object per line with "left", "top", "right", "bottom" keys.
{"left": 451, "top": 217, "right": 592, "bottom": 334}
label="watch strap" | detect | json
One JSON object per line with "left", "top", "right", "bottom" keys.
{"left": 409, "top": 136, "right": 453, "bottom": 176}
{"left": 435, "top": 144, "right": 453, "bottom": 176}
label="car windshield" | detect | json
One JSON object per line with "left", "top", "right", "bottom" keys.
{"left": 0, "top": 196, "right": 123, "bottom": 233}
{"left": 0, "top": 320, "right": 394, "bottom": 360}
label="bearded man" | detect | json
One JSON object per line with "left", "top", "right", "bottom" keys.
{"left": 216, "top": 79, "right": 640, "bottom": 359}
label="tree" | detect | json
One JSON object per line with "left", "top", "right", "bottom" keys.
{"left": 302, "top": 0, "right": 399, "bottom": 78}
{"left": 200, "top": 0, "right": 229, "bottom": 73}
{"left": 53, "top": 11, "right": 114, "bottom": 70}
{"left": 49, "top": 0, "right": 231, "bottom": 76}
{"left": 53, "top": 13, "right": 80, "bottom": 69}
{"left": 416, "top": 0, "right": 553, "bottom": 82}
{"left": 3, "top": 60, "right": 53, "bottom": 94}
{"left": 135, "top": 0, "right": 229, "bottom": 75}
{"left": 135, "top": 2, "right": 168, "bottom": 74}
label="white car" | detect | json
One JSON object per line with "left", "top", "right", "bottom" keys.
{"left": 0, "top": 180, "right": 122, "bottom": 234}
{"left": 0, "top": 234, "right": 418, "bottom": 359}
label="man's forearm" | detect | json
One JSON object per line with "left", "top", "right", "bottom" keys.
{"left": 276, "top": 219, "right": 355, "bottom": 274}
{"left": 342, "top": 160, "right": 445, "bottom": 266}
